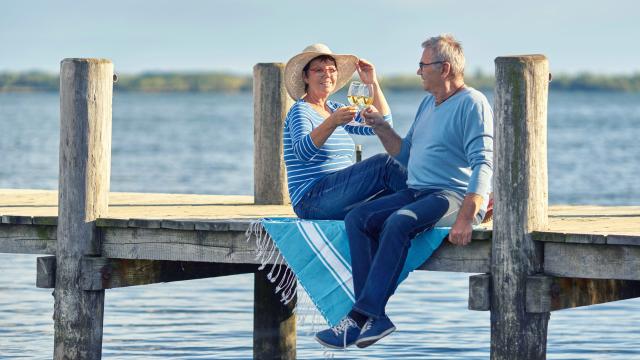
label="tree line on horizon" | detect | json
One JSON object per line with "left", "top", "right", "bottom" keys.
{"left": 2, "top": 70, "right": 640, "bottom": 93}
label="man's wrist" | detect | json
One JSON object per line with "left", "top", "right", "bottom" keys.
{"left": 372, "top": 120, "right": 391, "bottom": 131}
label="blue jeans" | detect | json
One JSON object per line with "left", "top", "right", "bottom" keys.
{"left": 344, "top": 188, "right": 465, "bottom": 319}
{"left": 293, "top": 153, "right": 408, "bottom": 220}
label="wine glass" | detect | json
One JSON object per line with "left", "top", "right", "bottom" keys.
{"left": 360, "top": 83, "right": 374, "bottom": 108}
{"left": 346, "top": 82, "right": 373, "bottom": 126}
{"left": 347, "top": 81, "right": 363, "bottom": 108}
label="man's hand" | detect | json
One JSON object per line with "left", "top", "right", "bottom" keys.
{"left": 362, "top": 106, "right": 389, "bottom": 129}
{"left": 447, "top": 193, "right": 484, "bottom": 246}
{"left": 448, "top": 218, "right": 473, "bottom": 246}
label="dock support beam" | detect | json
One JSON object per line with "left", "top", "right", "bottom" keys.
{"left": 54, "top": 58, "right": 113, "bottom": 359}
{"left": 492, "top": 55, "right": 550, "bottom": 359}
{"left": 253, "top": 270, "right": 296, "bottom": 359}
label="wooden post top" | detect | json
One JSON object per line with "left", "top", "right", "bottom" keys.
{"left": 495, "top": 54, "right": 548, "bottom": 63}
{"left": 61, "top": 58, "right": 112, "bottom": 65}
{"left": 254, "top": 62, "right": 285, "bottom": 69}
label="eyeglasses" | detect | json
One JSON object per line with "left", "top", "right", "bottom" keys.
{"left": 418, "top": 61, "right": 444, "bottom": 70}
{"left": 308, "top": 67, "right": 337, "bottom": 76}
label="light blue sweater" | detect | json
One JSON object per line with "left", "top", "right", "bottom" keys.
{"left": 394, "top": 87, "right": 494, "bottom": 207}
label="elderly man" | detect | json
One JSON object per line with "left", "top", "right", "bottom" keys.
{"left": 315, "top": 34, "right": 494, "bottom": 349}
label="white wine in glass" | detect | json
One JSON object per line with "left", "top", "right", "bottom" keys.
{"left": 347, "top": 81, "right": 363, "bottom": 107}
{"left": 361, "top": 83, "right": 374, "bottom": 107}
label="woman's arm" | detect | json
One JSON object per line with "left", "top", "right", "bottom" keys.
{"left": 309, "top": 106, "right": 358, "bottom": 147}
{"left": 357, "top": 59, "right": 390, "bottom": 116}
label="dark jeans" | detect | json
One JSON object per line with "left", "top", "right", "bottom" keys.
{"left": 293, "top": 153, "right": 408, "bottom": 220}
{"left": 344, "top": 188, "right": 464, "bottom": 318}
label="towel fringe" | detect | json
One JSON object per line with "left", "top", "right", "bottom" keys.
{"left": 275, "top": 263, "right": 292, "bottom": 292}
{"left": 293, "top": 287, "right": 325, "bottom": 338}
{"left": 246, "top": 219, "right": 302, "bottom": 308}
{"left": 267, "top": 253, "right": 283, "bottom": 282}
{"left": 281, "top": 269, "right": 297, "bottom": 304}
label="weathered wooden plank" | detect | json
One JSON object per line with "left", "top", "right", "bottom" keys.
{"left": 544, "top": 242, "right": 640, "bottom": 280}
{"left": 37, "top": 256, "right": 57, "bottom": 288}
{"left": 193, "top": 220, "right": 232, "bottom": 231}
{"left": 526, "top": 275, "right": 640, "bottom": 313}
{"left": 0, "top": 224, "right": 57, "bottom": 254}
{"left": 35, "top": 257, "right": 257, "bottom": 290}
{"left": 469, "top": 274, "right": 491, "bottom": 311}
{"left": 227, "top": 219, "right": 256, "bottom": 231}
{"left": 55, "top": 58, "right": 113, "bottom": 360}
{"left": 253, "top": 63, "right": 292, "bottom": 206}
{"left": 96, "top": 218, "right": 129, "bottom": 228}
{"left": 605, "top": 234, "right": 640, "bottom": 246}
{"left": 101, "top": 227, "right": 267, "bottom": 264}
{"left": 2, "top": 215, "right": 33, "bottom": 225}
{"left": 3, "top": 189, "right": 639, "bottom": 236}
{"left": 492, "top": 54, "right": 550, "bottom": 360}
{"left": 101, "top": 226, "right": 491, "bottom": 271}
{"left": 472, "top": 229, "right": 492, "bottom": 240}
{"left": 127, "top": 218, "right": 161, "bottom": 228}
{"left": 532, "top": 231, "right": 607, "bottom": 244}
{"left": 161, "top": 219, "right": 196, "bottom": 231}
{"left": 33, "top": 216, "right": 58, "bottom": 226}
{"left": 253, "top": 269, "right": 296, "bottom": 359}
{"left": 38, "top": 256, "right": 257, "bottom": 289}
{"left": 419, "top": 239, "right": 491, "bottom": 273}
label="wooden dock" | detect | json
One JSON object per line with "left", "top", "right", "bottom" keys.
{"left": 2, "top": 189, "right": 639, "bottom": 273}
{"left": 1, "top": 57, "right": 639, "bottom": 359}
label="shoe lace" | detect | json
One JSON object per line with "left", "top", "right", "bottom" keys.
{"left": 361, "top": 318, "right": 373, "bottom": 333}
{"left": 330, "top": 317, "right": 358, "bottom": 348}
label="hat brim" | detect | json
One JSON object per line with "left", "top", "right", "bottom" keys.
{"left": 284, "top": 52, "right": 358, "bottom": 100}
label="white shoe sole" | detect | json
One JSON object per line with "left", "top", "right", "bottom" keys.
{"left": 314, "top": 335, "right": 353, "bottom": 349}
{"left": 355, "top": 326, "right": 396, "bottom": 348}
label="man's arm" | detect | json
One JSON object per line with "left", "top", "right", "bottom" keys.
{"left": 448, "top": 193, "right": 483, "bottom": 246}
{"left": 362, "top": 108, "right": 403, "bottom": 156}
{"left": 449, "top": 96, "right": 494, "bottom": 246}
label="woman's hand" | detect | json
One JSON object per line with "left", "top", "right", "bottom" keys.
{"left": 327, "top": 106, "right": 358, "bottom": 127}
{"left": 356, "top": 59, "right": 378, "bottom": 85}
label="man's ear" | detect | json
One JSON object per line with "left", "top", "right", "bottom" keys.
{"left": 441, "top": 62, "right": 452, "bottom": 79}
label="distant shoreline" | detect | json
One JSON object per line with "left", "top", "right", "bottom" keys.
{"left": 1, "top": 71, "right": 640, "bottom": 93}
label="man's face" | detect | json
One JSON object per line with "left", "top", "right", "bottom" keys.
{"left": 417, "top": 48, "right": 443, "bottom": 93}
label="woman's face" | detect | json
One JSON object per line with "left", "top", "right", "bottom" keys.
{"left": 303, "top": 58, "right": 338, "bottom": 96}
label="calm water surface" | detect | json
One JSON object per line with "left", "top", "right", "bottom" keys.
{"left": 0, "top": 91, "right": 639, "bottom": 359}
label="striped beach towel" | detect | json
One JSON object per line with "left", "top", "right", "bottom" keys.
{"left": 250, "top": 218, "right": 449, "bottom": 327}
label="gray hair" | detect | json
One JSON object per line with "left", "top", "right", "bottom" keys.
{"left": 421, "top": 34, "right": 465, "bottom": 77}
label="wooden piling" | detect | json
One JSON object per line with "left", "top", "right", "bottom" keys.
{"left": 252, "top": 63, "right": 296, "bottom": 359}
{"left": 55, "top": 58, "right": 113, "bottom": 359}
{"left": 253, "top": 270, "right": 296, "bottom": 360}
{"left": 491, "top": 55, "right": 550, "bottom": 359}
{"left": 253, "top": 63, "right": 292, "bottom": 205}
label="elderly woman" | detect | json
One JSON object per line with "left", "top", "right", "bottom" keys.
{"left": 283, "top": 44, "right": 406, "bottom": 220}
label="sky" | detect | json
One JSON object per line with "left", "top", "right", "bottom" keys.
{"left": 1, "top": 0, "right": 638, "bottom": 76}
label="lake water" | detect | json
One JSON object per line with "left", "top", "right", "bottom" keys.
{"left": 0, "top": 90, "right": 639, "bottom": 359}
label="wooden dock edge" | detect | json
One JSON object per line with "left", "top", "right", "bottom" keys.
{"left": 37, "top": 256, "right": 258, "bottom": 290}
{"left": 469, "top": 274, "right": 640, "bottom": 312}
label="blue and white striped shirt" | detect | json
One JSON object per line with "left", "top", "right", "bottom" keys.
{"left": 283, "top": 99, "right": 392, "bottom": 206}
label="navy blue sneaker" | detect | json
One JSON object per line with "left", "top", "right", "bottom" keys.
{"left": 355, "top": 316, "right": 396, "bottom": 348}
{"left": 314, "top": 316, "right": 361, "bottom": 349}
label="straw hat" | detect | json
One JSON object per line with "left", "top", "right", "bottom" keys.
{"left": 284, "top": 43, "right": 358, "bottom": 100}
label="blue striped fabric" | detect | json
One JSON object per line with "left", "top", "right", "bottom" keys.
{"left": 283, "top": 99, "right": 392, "bottom": 206}
{"left": 260, "top": 218, "right": 450, "bottom": 326}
